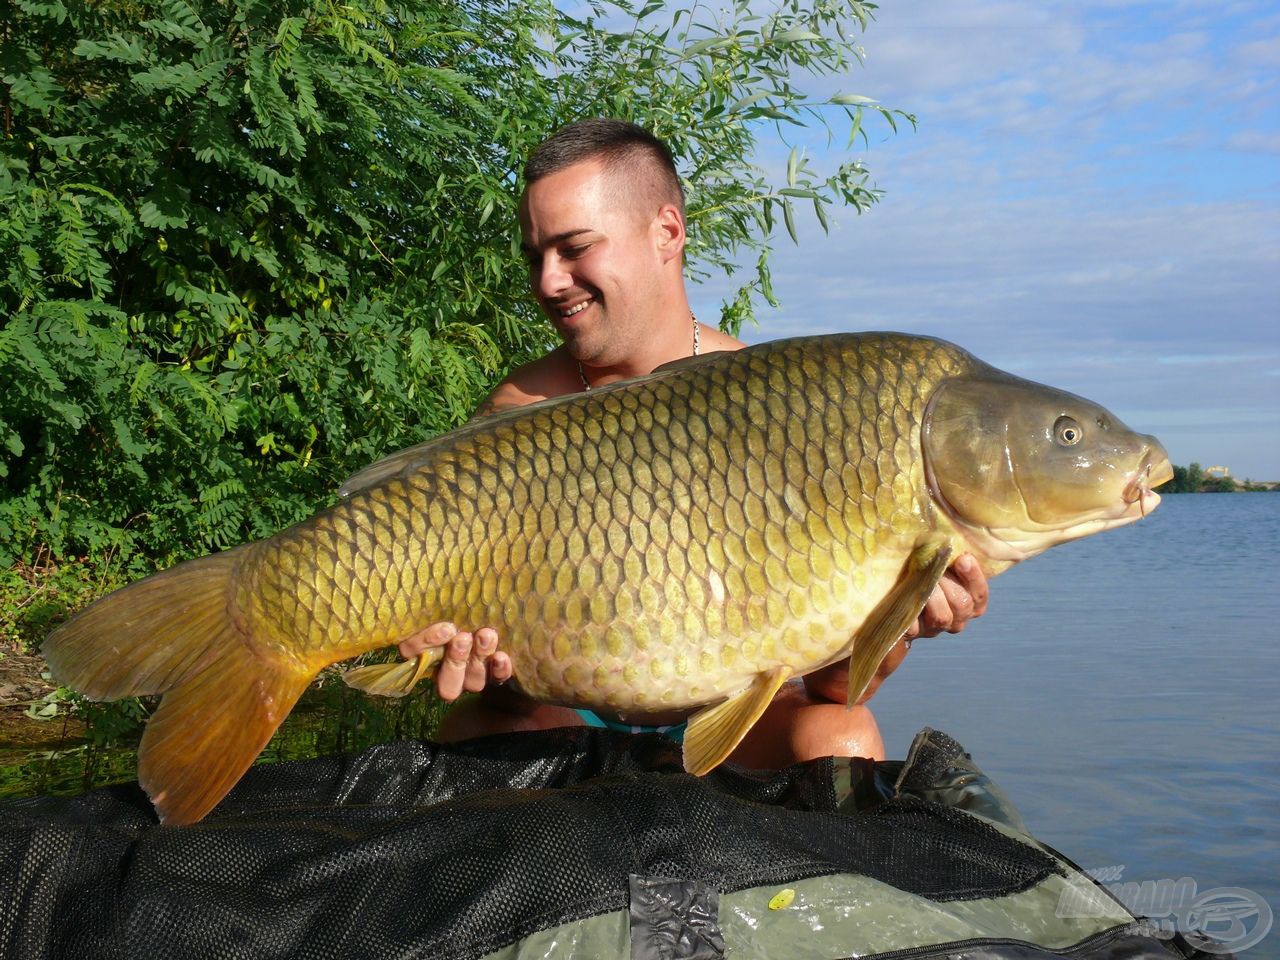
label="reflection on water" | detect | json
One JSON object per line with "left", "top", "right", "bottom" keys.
{"left": 0, "top": 681, "right": 448, "bottom": 802}
{"left": 873, "top": 493, "right": 1280, "bottom": 954}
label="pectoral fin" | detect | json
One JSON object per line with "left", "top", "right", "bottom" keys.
{"left": 343, "top": 649, "right": 443, "bottom": 698}
{"left": 683, "top": 665, "right": 791, "bottom": 776}
{"left": 845, "top": 540, "right": 953, "bottom": 708}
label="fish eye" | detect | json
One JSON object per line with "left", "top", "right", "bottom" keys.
{"left": 1054, "top": 415, "right": 1083, "bottom": 446}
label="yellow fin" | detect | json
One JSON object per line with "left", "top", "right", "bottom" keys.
{"left": 846, "top": 540, "right": 953, "bottom": 708}
{"left": 43, "top": 546, "right": 252, "bottom": 698}
{"left": 343, "top": 649, "right": 443, "bottom": 698}
{"left": 43, "top": 542, "right": 318, "bottom": 825}
{"left": 683, "top": 666, "right": 791, "bottom": 776}
{"left": 139, "top": 643, "right": 312, "bottom": 825}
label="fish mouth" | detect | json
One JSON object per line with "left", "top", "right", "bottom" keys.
{"left": 1122, "top": 452, "right": 1174, "bottom": 518}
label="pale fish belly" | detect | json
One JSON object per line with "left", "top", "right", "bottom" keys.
{"left": 507, "top": 527, "right": 923, "bottom": 717}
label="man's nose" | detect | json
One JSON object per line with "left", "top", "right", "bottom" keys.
{"left": 534, "top": 254, "right": 572, "bottom": 299}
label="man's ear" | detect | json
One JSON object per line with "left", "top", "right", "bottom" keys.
{"left": 653, "top": 203, "right": 686, "bottom": 264}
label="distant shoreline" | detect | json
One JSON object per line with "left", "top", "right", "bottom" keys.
{"left": 1162, "top": 484, "right": 1279, "bottom": 493}
{"left": 1160, "top": 464, "right": 1276, "bottom": 493}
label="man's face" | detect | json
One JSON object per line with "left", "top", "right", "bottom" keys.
{"left": 518, "top": 158, "right": 663, "bottom": 365}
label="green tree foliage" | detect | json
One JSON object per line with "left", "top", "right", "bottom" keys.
{"left": 2, "top": 0, "right": 903, "bottom": 585}
{"left": 1163, "top": 462, "right": 1246, "bottom": 493}
{"left": 1200, "top": 474, "right": 1236, "bottom": 494}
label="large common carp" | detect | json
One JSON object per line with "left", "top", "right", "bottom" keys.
{"left": 44, "top": 333, "right": 1171, "bottom": 824}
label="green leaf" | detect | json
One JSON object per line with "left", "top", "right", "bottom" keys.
{"left": 72, "top": 36, "right": 148, "bottom": 64}
{"left": 782, "top": 198, "right": 798, "bottom": 244}
{"left": 38, "top": 134, "right": 95, "bottom": 156}
{"left": 770, "top": 28, "right": 823, "bottom": 43}
{"left": 813, "top": 197, "right": 829, "bottom": 234}
{"left": 728, "top": 91, "right": 770, "bottom": 114}
{"left": 4, "top": 68, "right": 64, "bottom": 112}
{"left": 682, "top": 36, "right": 733, "bottom": 57}
{"left": 830, "top": 92, "right": 875, "bottom": 105}
{"left": 759, "top": 107, "right": 803, "bottom": 125}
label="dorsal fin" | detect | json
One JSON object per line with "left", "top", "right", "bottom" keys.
{"left": 339, "top": 391, "right": 570, "bottom": 497}
{"left": 651, "top": 349, "right": 734, "bottom": 376}
{"left": 338, "top": 357, "right": 728, "bottom": 497}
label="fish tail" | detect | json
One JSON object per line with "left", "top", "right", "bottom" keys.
{"left": 137, "top": 638, "right": 311, "bottom": 824}
{"left": 43, "top": 546, "right": 313, "bottom": 824}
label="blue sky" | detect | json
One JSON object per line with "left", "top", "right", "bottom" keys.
{"left": 693, "top": 1, "right": 1280, "bottom": 480}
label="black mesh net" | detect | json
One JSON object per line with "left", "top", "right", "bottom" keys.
{"left": 1, "top": 728, "right": 1069, "bottom": 959}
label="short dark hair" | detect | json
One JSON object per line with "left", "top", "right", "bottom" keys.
{"left": 524, "top": 118, "right": 685, "bottom": 217}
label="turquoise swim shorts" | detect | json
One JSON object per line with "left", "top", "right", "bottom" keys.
{"left": 575, "top": 709, "right": 687, "bottom": 743}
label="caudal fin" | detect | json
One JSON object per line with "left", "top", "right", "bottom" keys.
{"left": 139, "top": 641, "right": 311, "bottom": 823}
{"left": 43, "top": 546, "right": 313, "bottom": 824}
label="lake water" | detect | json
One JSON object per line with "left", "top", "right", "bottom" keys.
{"left": 872, "top": 493, "right": 1280, "bottom": 956}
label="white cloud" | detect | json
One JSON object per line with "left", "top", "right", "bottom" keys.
{"left": 1226, "top": 130, "right": 1280, "bottom": 153}
{"left": 693, "top": 0, "right": 1280, "bottom": 475}
{"left": 1237, "top": 34, "right": 1280, "bottom": 66}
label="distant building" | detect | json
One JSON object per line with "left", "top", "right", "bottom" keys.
{"left": 1205, "top": 465, "right": 1230, "bottom": 478}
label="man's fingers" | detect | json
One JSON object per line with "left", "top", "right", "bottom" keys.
{"left": 936, "top": 576, "right": 975, "bottom": 633}
{"left": 488, "top": 652, "right": 513, "bottom": 685}
{"left": 436, "top": 631, "right": 473, "bottom": 702}
{"left": 462, "top": 627, "right": 498, "bottom": 693}
{"left": 400, "top": 621, "right": 507, "bottom": 700}
{"left": 914, "top": 555, "right": 989, "bottom": 639}
{"left": 398, "top": 621, "right": 456, "bottom": 659}
{"left": 916, "top": 585, "right": 954, "bottom": 638}
{"left": 951, "top": 554, "right": 990, "bottom": 617}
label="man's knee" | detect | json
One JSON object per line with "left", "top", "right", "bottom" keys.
{"left": 730, "top": 685, "right": 886, "bottom": 767}
{"left": 788, "top": 702, "right": 886, "bottom": 763}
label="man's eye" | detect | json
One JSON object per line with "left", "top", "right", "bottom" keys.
{"left": 563, "top": 244, "right": 590, "bottom": 259}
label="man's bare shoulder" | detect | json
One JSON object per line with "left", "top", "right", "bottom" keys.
{"left": 471, "top": 347, "right": 580, "bottom": 418}
{"left": 701, "top": 326, "right": 747, "bottom": 353}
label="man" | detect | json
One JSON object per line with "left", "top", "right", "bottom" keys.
{"left": 399, "top": 119, "right": 988, "bottom": 764}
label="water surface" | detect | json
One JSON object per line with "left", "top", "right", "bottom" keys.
{"left": 872, "top": 493, "right": 1279, "bottom": 955}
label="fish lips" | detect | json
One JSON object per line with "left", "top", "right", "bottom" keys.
{"left": 1121, "top": 451, "right": 1174, "bottom": 519}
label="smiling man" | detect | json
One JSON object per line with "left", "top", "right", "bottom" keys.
{"left": 401, "top": 118, "right": 989, "bottom": 764}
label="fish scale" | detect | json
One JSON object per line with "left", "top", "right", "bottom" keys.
{"left": 44, "top": 332, "right": 1170, "bottom": 823}
{"left": 238, "top": 335, "right": 955, "bottom": 712}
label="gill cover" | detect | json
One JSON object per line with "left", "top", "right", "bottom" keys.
{"left": 921, "top": 369, "right": 1168, "bottom": 563}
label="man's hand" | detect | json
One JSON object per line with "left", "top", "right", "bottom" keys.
{"left": 905, "top": 554, "right": 989, "bottom": 641}
{"left": 803, "top": 553, "right": 989, "bottom": 705}
{"left": 398, "top": 622, "right": 513, "bottom": 701}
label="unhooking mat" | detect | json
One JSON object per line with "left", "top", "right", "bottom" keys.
{"left": 0, "top": 727, "right": 1230, "bottom": 959}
